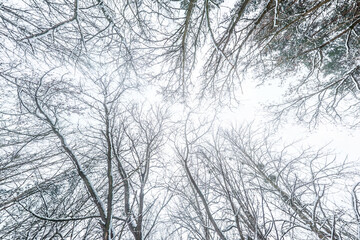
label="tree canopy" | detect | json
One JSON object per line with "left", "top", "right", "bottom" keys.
{"left": 1, "top": 0, "right": 360, "bottom": 239}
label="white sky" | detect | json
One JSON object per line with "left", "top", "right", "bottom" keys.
{"left": 139, "top": 75, "right": 360, "bottom": 165}
{"left": 222, "top": 81, "right": 360, "bottom": 153}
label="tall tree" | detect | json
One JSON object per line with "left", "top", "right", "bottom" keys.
{"left": 0, "top": 70, "right": 169, "bottom": 239}
{"left": 1, "top": 1, "right": 360, "bottom": 239}
{"left": 170, "top": 120, "right": 358, "bottom": 239}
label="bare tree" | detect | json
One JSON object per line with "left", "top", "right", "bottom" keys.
{"left": 1, "top": 0, "right": 359, "bottom": 121}
{"left": 169, "top": 120, "right": 358, "bottom": 239}
{"left": 0, "top": 69, "right": 169, "bottom": 239}
{"left": 1, "top": 1, "right": 360, "bottom": 239}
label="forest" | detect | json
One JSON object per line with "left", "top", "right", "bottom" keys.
{"left": 0, "top": 0, "right": 360, "bottom": 239}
